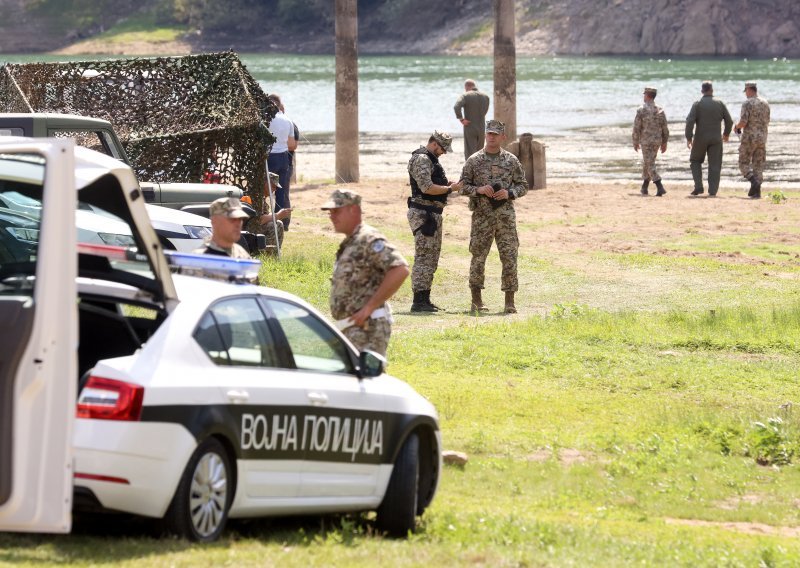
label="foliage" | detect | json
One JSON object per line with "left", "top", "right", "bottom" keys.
{"left": 745, "top": 416, "right": 796, "bottom": 466}
{"left": 768, "top": 190, "right": 788, "bottom": 204}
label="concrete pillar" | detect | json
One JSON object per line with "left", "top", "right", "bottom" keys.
{"left": 335, "top": 0, "right": 359, "bottom": 183}
{"left": 493, "top": 0, "right": 517, "bottom": 143}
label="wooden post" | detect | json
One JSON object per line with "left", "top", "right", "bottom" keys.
{"left": 335, "top": 0, "right": 359, "bottom": 183}
{"left": 493, "top": 0, "right": 517, "bottom": 143}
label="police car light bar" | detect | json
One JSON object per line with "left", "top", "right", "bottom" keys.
{"left": 164, "top": 251, "right": 261, "bottom": 283}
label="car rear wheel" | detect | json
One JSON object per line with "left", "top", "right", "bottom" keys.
{"left": 164, "top": 438, "right": 231, "bottom": 542}
{"left": 375, "top": 432, "right": 419, "bottom": 537}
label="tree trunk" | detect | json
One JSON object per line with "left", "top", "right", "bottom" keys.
{"left": 493, "top": 0, "right": 517, "bottom": 143}
{"left": 335, "top": 0, "right": 359, "bottom": 183}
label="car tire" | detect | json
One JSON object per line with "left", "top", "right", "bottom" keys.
{"left": 164, "top": 438, "right": 232, "bottom": 542}
{"left": 375, "top": 432, "right": 419, "bottom": 537}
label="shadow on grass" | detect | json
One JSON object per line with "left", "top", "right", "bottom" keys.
{"left": 0, "top": 512, "right": 400, "bottom": 563}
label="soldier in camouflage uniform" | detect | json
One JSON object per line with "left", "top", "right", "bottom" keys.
{"left": 460, "top": 119, "right": 529, "bottom": 314}
{"left": 260, "top": 171, "right": 290, "bottom": 249}
{"left": 735, "top": 82, "right": 771, "bottom": 199}
{"left": 195, "top": 197, "right": 252, "bottom": 258}
{"left": 632, "top": 86, "right": 669, "bottom": 196}
{"left": 407, "top": 131, "right": 463, "bottom": 312}
{"left": 323, "top": 189, "right": 409, "bottom": 358}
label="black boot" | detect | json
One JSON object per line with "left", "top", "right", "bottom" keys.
{"left": 747, "top": 177, "right": 758, "bottom": 198}
{"left": 654, "top": 180, "right": 666, "bottom": 196}
{"left": 426, "top": 290, "right": 443, "bottom": 312}
{"left": 411, "top": 290, "right": 437, "bottom": 312}
{"left": 640, "top": 180, "right": 650, "bottom": 195}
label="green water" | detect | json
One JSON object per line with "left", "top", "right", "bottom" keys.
{"left": 239, "top": 54, "right": 800, "bottom": 134}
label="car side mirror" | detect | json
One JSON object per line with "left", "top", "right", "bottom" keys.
{"left": 357, "top": 350, "right": 385, "bottom": 379}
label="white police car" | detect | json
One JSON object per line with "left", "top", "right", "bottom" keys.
{"left": 0, "top": 138, "right": 441, "bottom": 541}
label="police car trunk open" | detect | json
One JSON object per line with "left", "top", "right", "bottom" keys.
{"left": 0, "top": 138, "right": 441, "bottom": 541}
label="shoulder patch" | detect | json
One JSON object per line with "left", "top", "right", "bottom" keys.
{"left": 371, "top": 240, "right": 385, "bottom": 253}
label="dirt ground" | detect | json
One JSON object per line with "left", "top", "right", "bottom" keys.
{"left": 264, "top": 129, "right": 800, "bottom": 321}
{"left": 293, "top": 137, "right": 800, "bottom": 268}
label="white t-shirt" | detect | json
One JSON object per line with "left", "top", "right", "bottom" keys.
{"left": 268, "top": 112, "right": 293, "bottom": 154}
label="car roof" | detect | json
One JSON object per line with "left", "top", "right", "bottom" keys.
{"left": 145, "top": 204, "right": 212, "bottom": 226}
{"left": 172, "top": 274, "right": 323, "bottom": 313}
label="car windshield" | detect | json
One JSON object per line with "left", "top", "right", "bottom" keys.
{"left": 0, "top": 152, "right": 154, "bottom": 296}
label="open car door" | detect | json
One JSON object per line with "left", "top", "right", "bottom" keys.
{"left": 0, "top": 139, "right": 77, "bottom": 532}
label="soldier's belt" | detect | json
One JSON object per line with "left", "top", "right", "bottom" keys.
{"left": 407, "top": 198, "right": 444, "bottom": 213}
{"left": 335, "top": 307, "right": 390, "bottom": 331}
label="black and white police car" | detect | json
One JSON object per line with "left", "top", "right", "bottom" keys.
{"left": 0, "top": 138, "right": 441, "bottom": 541}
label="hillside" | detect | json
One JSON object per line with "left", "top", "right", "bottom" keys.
{"left": 1, "top": 0, "right": 798, "bottom": 57}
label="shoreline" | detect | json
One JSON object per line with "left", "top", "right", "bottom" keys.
{"left": 293, "top": 125, "right": 800, "bottom": 189}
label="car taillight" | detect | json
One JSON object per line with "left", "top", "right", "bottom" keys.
{"left": 77, "top": 376, "right": 144, "bottom": 421}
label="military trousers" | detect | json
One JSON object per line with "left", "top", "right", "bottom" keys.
{"left": 261, "top": 220, "right": 284, "bottom": 249}
{"left": 463, "top": 124, "right": 485, "bottom": 160}
{"left": 343, "top": 318, "right": 392, "bottom": 358}
{"left": 690, "top": 138, "right": 723, "bottom": 195}
{"left": 407, "top": 207, "right": 443, "bottom": 292}
{"left": 738, "top": 137, "right": 767, "bottom": 184}
{"left": 469, "top": 201, "right": 519, "bottom": 292}
{"left": 641, "top": 144, "right": 662, "bottom": 182}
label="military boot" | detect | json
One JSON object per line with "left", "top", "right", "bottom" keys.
{"left": 750, "top": 181, "right": 762, "bottom": 200}
{"left": 504, "top": 291, "right": 517, "bottom": 314}
{"left": 470, "top": 286, "right": 489, "bottom": 313}
{"left": 654, "top": 180, "right": 666, "bottom": 196}
{"left": 411, "top": 290, "right": 436, "bottom": 313}
{"left": 747, "top": 177, "right": 759, "bottom": 198}
{"left": 640, "top": 180, "right": 650, "bottom": 195}
{"left": 425, "top": 291, "right": 444, "bottom": 312}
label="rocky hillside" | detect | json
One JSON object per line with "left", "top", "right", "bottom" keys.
{"left": 1, "top": 0, "right": 798, "bottom": 57}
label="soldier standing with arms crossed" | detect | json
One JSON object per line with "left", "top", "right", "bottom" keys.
{"left": 632, "top": 86, "right": 669, "bottom": 196}
{"left": 323, "top": 189, "right": 409, "bottom": 358}
{"left": 735, "top": 81, "right": 771, "bottom": 199}
{"left": 407, "top": 131, "right": 462, "bottom": 312}
{"left": 454, "top": 79, "right": 491, "bottom": 160}
{"left": 685, "top": 81, "right": 733, "bottom": 197}
{"left": 460, "top": 120, "right": 528, "bottom": 314}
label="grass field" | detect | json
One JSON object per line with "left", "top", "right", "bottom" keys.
{"left": 2, "top": 181, "right": 799, "bottom": 566}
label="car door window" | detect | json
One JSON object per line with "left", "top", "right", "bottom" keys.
{"left": 266, "top": 299, "right": 354, "bottom": 374}
{"left": 194, "top": 297, "right": 279, "bottom": 368}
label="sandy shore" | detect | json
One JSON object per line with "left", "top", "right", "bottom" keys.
{"left": 294, "top": 123, "right": 800, "bottom": 190}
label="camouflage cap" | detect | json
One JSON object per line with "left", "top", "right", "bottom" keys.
{"left": 209, "top": 197, "right": 249, "bottom": 219}
{"left": 744, "top": 81, "right": 757, "bottom": 91}
{"left": 267, "top": 171, "right": 282, "bottom": 189}
{"left": 432, "top": 130, "right": 453, "bottom": 153}
{"left": 485, "top": 119, "right": 505, "bottom": 134}
{"left": 321, "top": 188, "right": 362, "bottom": 210}
{"left": 643, "top": 86, "right": 658, "bottom": 96}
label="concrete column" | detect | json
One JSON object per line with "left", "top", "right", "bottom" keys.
{"left": 493, "top": 0, "right": 517, "bottom": 143}
{"left": 335, "top": 0, "right": 359, "bottom": 183}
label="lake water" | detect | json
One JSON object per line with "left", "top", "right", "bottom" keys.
{"left": 3, "top": 53, "right": 799, "bottom": 183}
{"left": 240, "top": 54, "right": 800, "bottom": 135}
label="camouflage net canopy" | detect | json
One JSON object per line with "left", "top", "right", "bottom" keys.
{"left": 0, "top": 52, "right": 277, "bottom": 210}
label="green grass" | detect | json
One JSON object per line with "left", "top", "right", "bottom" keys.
{"left": 4, "top": 197, "right": 800, "bottom": 566}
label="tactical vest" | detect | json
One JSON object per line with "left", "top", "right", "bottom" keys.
{"left": 409, "top": 148, "right": 449, "bottom": 205}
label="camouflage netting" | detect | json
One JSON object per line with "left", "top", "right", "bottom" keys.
{"left": 0, "top": 51, "right": 277, "bottom": 214}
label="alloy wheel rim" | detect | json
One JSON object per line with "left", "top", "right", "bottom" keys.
{"left": 189, "top": 452, "right": 227, "bottom": 537}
